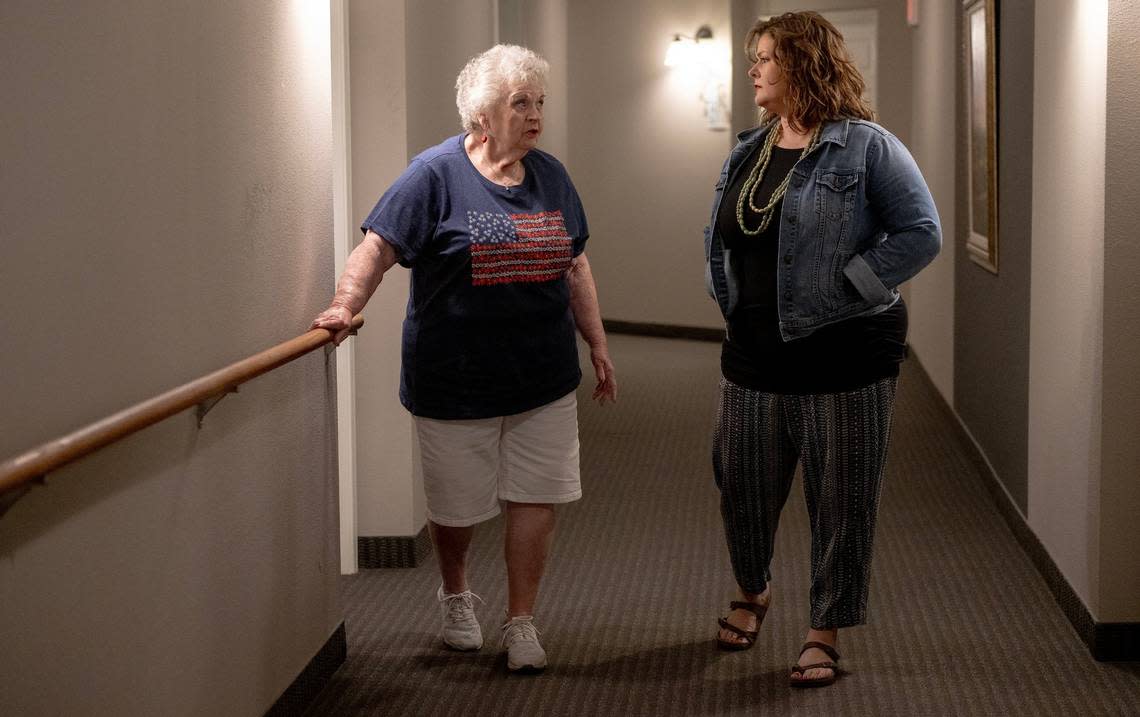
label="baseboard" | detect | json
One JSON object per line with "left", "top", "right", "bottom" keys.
{"left": 265, "top": 621, "right": 346, "bottom": 716}
{"left": 602, "top": 319, "right": 724, "bottom": 343}
{"left": 357, "top": 525, "right": 432, "bottom": 569}
{"left": 1093, "top": 623, "right": 1140, "bottom": 661}
{"left": 907, "top": 355, "right": 1140, "bottom": 662}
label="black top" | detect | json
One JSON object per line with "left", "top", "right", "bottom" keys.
{"left": 717, "top": 144, "right": 908, "bottom": 394}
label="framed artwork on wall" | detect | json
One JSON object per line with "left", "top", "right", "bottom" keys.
{"left": 963, "top": 0, "right": 999, "bottom": 273}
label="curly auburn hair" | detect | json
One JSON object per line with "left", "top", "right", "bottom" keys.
{"left": 745, "top": 11, "right": 875, "bottom": 131}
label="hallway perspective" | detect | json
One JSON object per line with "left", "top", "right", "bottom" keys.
{"left": 309, "top": 334, "right": 1140, "bottom": 716}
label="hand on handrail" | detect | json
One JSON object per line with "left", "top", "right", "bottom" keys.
{"left": 310, "top": 305, "right": 356, "bottom": 346}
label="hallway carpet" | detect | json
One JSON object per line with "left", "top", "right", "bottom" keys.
{"left": 306, "top": 334, "right": 1140, "bottom": 716}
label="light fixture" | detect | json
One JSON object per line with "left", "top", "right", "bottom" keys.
{"left": 664, "top": 24, "right": 714, "bottom": 67}
{"left": 664, "top": 24, "right": 730, "bottom": 131}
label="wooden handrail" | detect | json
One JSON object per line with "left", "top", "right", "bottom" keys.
{"left": 0, "top": 315, "right": 364, "bottom": 497}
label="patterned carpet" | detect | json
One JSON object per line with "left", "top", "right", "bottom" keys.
{"left": 305, "top": 334, "right": 1140, "bottom": 716}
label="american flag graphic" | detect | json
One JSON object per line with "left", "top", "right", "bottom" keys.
{"left": 468, "top": 210, "right": 573, "bottom": 286}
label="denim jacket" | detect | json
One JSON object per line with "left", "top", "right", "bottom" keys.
{"left": 704, "top": 118, "right": 941, "bottom": 340}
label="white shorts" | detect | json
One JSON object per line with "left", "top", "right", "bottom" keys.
{"left": 414, "top": 392, "right": 582, "bottom": 527}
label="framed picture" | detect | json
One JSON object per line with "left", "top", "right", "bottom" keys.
{"left": 963, "top": 0, "right": 998, "bottom": 273}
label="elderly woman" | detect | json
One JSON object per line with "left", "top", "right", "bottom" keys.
{"left": 704, "top": 13, "right": 940, "bottom": 687}
{"left": 312, "top": 44, "right": 616, "bottom": 674}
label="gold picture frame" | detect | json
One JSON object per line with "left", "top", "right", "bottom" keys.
{"left": 963, "top": 0, "right": 998, "bottom": 273}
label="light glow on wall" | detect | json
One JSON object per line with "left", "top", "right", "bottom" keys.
{"left": 664, "top": 27, "right": 731, "bottom": 131}
{"left": 291, "top": 0, "right": 331, "bottom": 82}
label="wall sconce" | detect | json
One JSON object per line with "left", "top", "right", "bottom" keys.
{"left": 664, "top": 24, "right": 714, "bottom": 67}
{"left": 664, "top": 24, "right": 730, "bottom": 131}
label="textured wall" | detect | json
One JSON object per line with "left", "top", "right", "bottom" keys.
{"left": 954, "top": 0, "right": 1033, "bottom": 513}
{"left": 1027, "top": 0, "right": 1107, "bottom": 610}
{"left": 404, "top": 0, "right": 496, "bottom": 157}
{"left": 567, "top": 0, "right": 729, "bottom": 329}
{"left": 905, "top": 0, "right": 956, "bottom": 401}
{"left": 348, "top": 0, "right": 421, "bottom": 539}
{"left": 500, "top": 0, "right": 570, "bottom": 162}
{"left": 0, "top": 2, "right": 341, "bottom": 714}
{"left": 1099, "top": 0, "right": 1140, "bottom": 621}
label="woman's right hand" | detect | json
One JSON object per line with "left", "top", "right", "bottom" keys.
{"left": 310, "top": 230, "right": 397, "bottom": 346}
{"left": 310, "top": 304, "right": 355, "bottom": 345}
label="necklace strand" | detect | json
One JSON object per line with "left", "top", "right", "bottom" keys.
{"left": 735, "top": 123, "right": 821, "bottom": 236}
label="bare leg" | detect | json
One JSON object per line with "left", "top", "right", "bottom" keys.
{"left": 717, "top": 586, "right": 772, "bottom": 646}
{"left": 430, "top": 520, "right": 475, "bottom": 594}
{"left": 504, "top": 502, "right": 555, "bottom": 617}
{"left": 793, "top": 627, "right": 839, "bottom": 682}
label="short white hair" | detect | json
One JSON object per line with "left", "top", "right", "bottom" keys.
{"left": 455, "top": 44, "right": 549, "bottom": 133}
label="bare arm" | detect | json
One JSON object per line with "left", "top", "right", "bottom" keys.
{"left": 310, "top": 229, "right": 400, "bottom": 344}
{"left": 567, "top": 252, "right": 617, "bottom": 404}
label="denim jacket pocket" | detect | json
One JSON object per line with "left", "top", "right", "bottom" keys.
{"left": 812, "top": 169, "right": 860, "bottom": 310}
{"left": 816, "top": 170, "right": 859, "bottom": 209}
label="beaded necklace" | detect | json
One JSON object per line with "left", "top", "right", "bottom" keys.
{"left": 735, "top": 123, "right": 821, "bottom": 236}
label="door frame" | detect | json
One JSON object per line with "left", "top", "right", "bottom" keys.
{"left": 330, "top": 0, "right": 358, "bottom": 574}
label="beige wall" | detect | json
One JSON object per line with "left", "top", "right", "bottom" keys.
{"left": 953, "top": 0, "right": 1035, "bottom": 514}
{"left": 502, "top": 0, "right": 570, "bottom": 161}
{"left": 0, "top": 2, "right": 341, "bottom": 714}
{"left": 567, "top": 0, "right": 730, "bottom": 329}
{"left": 1028, "top": 0, "right": 1107, "bottom": 611}
{"left": 1100, "top": 0, "right": 1140, "bottom": 622}
{"left": 348, "top": 0, "right": 420, "bottom": 539}
{"left": 405, "top": 0, "right": 497, "bottom": 157}
{"left": 904, "top": 0, "right": 955, "bottom": 400}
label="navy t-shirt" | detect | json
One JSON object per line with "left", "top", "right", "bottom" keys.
{"left": 361, "top": 134, "right": 589, "bottom": 419}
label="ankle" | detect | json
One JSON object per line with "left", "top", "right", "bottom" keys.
{"left": 738, "top": 586, "right": 771, "bottom": 605}
{"left": 806, "top": 627, "right": 838, "bottom": 645}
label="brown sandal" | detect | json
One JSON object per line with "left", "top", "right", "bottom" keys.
{"left": 789, "top": 641, "right": 841, "bottom": 687}
{"left": 715, "top": 599, "right": 770, "bottom": 651}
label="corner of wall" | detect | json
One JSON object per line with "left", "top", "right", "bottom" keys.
{"left": 1098, "top": 0, "right": 1140, "bottom": 623}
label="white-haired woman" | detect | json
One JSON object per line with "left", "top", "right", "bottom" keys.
{"left": 312, "top": 45, "right": 616, "bottom": 674}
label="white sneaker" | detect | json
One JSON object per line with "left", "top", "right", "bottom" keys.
{"left": 500, "top": 616, "right": 547, "bottom": 673}
{"left": 437, "top": 585, "right": 483, "bottom": 651}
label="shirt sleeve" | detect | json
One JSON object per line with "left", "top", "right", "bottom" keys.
{"left": 359, "top": 159, "right": 442, "bottom": 268}
{"left": 853, "top": 129, "right": 942, "bottom": 291}
{"left": 564, "top": 172, "right": 590, "bottom": 257}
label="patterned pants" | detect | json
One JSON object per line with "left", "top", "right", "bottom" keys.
{"left": 712, "top": 376, "right": 898, "bottom": 629}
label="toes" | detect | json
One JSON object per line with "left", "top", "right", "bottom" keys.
{"left": 718, "top": 629, "right": 745, "bottom": 645}
{"left": 717, "top": 609, "right": 760, "bottom": 646}
{"left": 790, "top": 667, "right": 829, "bottom": 682}
{"left": 717, "top": 629, "right": 732, "bottom": 643}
